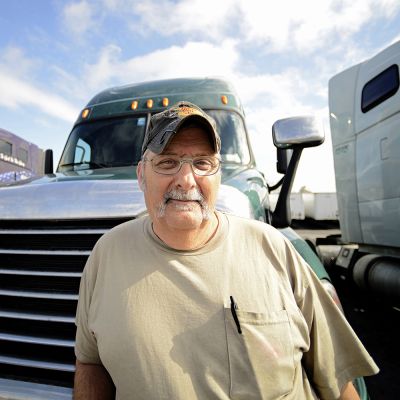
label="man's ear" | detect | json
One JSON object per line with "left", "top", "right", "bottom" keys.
{"left": 137, "top": 161, "right": 145, "bottom": 191}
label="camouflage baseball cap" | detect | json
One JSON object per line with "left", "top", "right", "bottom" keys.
{"left": 141, "top": 101, "right": 221, "bottom": 155}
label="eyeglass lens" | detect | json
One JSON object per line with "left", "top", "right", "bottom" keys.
{"left": 149, "top": 156, "right": 220, "bottom": 176}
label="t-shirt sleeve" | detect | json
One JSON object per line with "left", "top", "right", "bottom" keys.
{"left": 74, "top": 246, "right": 102, "bottom": 365}
{"left": 284, "top": 240, "right": 379, "bottom": 399}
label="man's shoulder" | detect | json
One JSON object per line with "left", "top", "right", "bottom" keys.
{"left": 223, "top": 212, "right": 282, "bottom": 238}
{"left": 96, "top": 215, "right": 147, "bottom": 247}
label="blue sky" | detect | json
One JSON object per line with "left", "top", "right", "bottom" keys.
{"left": 1, "top": 0, "right": 400, "bottom": 191}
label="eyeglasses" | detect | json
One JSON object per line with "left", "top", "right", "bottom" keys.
{"left": 143, "top": 155, "right": 221, "bottom": 176}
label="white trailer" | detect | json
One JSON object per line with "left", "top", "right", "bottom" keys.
{"left": 303, "top": 192, "right": 338, "bottom": 220}
{"left": 269, "top": 192, "right": 305, "bottom": 220}
{"left": 328, "top": 40, "right": 400, "bottom": 302}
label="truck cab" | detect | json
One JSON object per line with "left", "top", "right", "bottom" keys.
{"left": 55, "top": 78, "right": 269, "bottom": 222}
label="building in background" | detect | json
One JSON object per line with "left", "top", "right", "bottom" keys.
{"left": 0, "top": 128, "right": 44, "bottom": 185}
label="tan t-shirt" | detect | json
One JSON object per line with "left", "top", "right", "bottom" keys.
{"left": 75, "top": 212, "right": 378, "bottom": 399}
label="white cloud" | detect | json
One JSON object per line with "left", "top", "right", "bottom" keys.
{"left": 235, "top": 69, "right": 311, "bottom": 108}
{"left": 83, "top": 44, "right": 122, "bottom": 90}
{"left": 62, "top": 1, "right": 96, "bottom": 37}
{"left": 0, "top": 47, "right": 38, "bottom": 78}
{"left": 244, "top": 0, "right": 400, "bottom": 54}
{"left": 82, "top": 40, "right": 240, "bottom": 90}
{"left": 123, "top": 0, "right": 400, "bottom": 54}
{"left": 0, "top": 46, "right": 78, "bottom": 122}
{"left": 50, "top": 65, "right": 88, "bottom": 101}
{"left": 0, "top": 71, "right": 78, "bottom": 123}
{"left": 129, "top": 0, "right": 236, "bottom": 39}
{"left": 121, "top": 40, "right": 239, "bottom": 81}
{"left": 101, "top": 0, "right": 121, "bottom": 10}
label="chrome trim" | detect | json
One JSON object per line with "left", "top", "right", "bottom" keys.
{"left": 0, "top": 180, "right": 147, "bottom": 220}
{"left": 0, "top": 290, "right": 78, "bottom": 300}
{"left": 0, "top": 333, "right": 74, "bottom": 348}
{"left": 0, "top": 311, "right": 75, "bottom": 323}
{"left": 0, "top": 377, "right": 72, "bottom": 400}
{"left": 0, "top": 249, "right": 91, "bottom": 256}
{"left": 0, "top": 355, "right": 75, "bottom": 372}
{"left": 0, "top": 229, "right": 108, "bottom": 235}
{"left": 0, "top": 269, "right": 82, "bottom": 278}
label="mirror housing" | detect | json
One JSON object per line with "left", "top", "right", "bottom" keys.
{"left": 272, "top": 116, "right": 324, "bottom": 148}
{"left": 44, "top": 149, "right": 54, "bottom": 174}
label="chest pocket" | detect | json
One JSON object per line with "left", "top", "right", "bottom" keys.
{"left": 224, "top": 308, "right": 295, "bottom": 400}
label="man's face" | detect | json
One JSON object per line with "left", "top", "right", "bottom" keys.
{"left": 138, "top": 125, "right": 221, "bottom": 233}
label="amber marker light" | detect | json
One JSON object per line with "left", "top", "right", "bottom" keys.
{"left": 81, "top": 108, "right": 90, "bottom": 119}
{"left": 131, "top": 100, "right": 138, "bottom": 110}
{"left": 162, "top": 97, "right": 169, "bottom": 107}
{"left": 147, "top": 99, "right": 154, "bottom": 108}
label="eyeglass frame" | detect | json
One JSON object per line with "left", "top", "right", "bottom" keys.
{"left": 142, "top": 154, "right": 222, "bottom": 176}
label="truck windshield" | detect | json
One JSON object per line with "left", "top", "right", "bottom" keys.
{"left": 58, "top": 110, "right": 250, "bottom": 172}
{"left": 207, "top": 110, "right": 251, "bottom": 165}
{"left": 58, "top": 116, "right": 147, "bottom": 172}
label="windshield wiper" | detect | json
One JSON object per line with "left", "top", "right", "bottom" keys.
{"left": 58, "top": 161, "right": 108, "bottom": 169}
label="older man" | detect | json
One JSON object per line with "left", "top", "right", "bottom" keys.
{"left": 74, "top": 102, "right": 378, "bottom": 399}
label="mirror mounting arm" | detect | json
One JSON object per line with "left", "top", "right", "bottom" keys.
{"left": 271, "top": 147, "right": 303, "bottom": 228}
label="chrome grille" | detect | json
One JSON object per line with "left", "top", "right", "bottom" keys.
{"left": 0, "top": 218, "right": 131, "bottom": 389}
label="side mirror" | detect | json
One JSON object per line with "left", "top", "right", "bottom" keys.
{"left": 44, "top": 149, "right": 54, "bottom": 174}
{"left": 270, "top": 116, "right": 324, "bottom": 228}
{"left": 272, "top": 116, "right": 324, "bottom": 149}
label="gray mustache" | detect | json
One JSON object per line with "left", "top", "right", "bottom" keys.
{"left": 163, "top": 189, "right": 204, "bottom": 203}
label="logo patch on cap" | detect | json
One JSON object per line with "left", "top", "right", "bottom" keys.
{"left": 177, "top": 105, "right": 202, "bottom": 118}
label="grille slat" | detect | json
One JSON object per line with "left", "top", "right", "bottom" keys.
{"left": 0, "top": 268, "right": 81, "bottom": 277}
{"left": 0, "top": 289, "right": 79, "bottom": 300}
{"left": 0, "top": 333, "right": 75, "bottom": 348}
{"left": 0, "top": 229, "right": 108, "bottom": 235}
{"left": 0, "top": 310, "right": 75, "bottom": 323}
{"left": 0, "top": 355, "right": 75, "bottom": 372}
{"left": 0, "top": 218, "right": 129, "bottom": 388}
{"left": 0, "top": 249, "right": 91, "bottom": 256}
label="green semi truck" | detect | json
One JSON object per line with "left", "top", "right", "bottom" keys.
{"left": 0, "top": 77, "right": 367, "bottom": 399}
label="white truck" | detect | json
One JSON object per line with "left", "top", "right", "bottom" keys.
{"left": 323, "top": 40, "right": 400, "bottom": 303}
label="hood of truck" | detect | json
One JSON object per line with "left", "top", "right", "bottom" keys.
{"left": 0, "top": 166, "right": 254, "bottom": 220}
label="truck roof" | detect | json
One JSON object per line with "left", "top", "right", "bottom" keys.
{"left": 77, "top": 77, "right": 244, "bottom": 125}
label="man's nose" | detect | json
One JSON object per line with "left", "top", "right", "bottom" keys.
{"left": 174, "top": 161, "right": 197, "bottom": 189}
